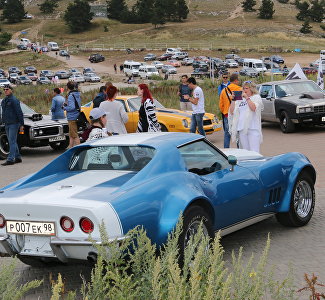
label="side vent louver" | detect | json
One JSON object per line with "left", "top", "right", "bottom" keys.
{"left": 268, "top": 187, "right": 281, "bottom": 205}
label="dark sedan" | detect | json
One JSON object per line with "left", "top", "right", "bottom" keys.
{"left": 269, "top": 55, "right": 285, "bottom": 64}
{"left": 24, "top": 66, "right": 37, "bottom": 74}
{"left": 157, "top": 53, "right": 173, "bottom": 61}
{"left": 16, "top": 75, "right": 33, "bottom": 85}
{"left": 55, "top": 70, "right": 70, "bottom": 79}
{"left": 8, "top": 67, "right": 22, "bottom": 75}
{"left": 239, "top": 68, "right": 258, "bottom": 78}
{"left": 37, "top": 77, "right": 51, "bottom": 85}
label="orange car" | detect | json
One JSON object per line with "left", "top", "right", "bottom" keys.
{"left": 82, "top": 96, "right": 222, "bottom": 134}
{"left": 165, "top": 60, "right": 181, "bottom": 67}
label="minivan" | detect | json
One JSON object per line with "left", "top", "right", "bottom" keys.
{"left": 139, "top": 65, "right": 159, "bottom": 79}
{"left": 243, "top": 59, "right": 267, "bottom": 73}
{"left": 47, "top": 42, "right": 59, "bottom": 51}
{"left": 20, "top": 38, "right": 30, "bottom": 45}
{"left": 123, "top": 60, "right": 141, "bottom": 77}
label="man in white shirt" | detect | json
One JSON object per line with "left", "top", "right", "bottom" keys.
{"left": 183, "top": 77, "right": 206, "bottom": 136}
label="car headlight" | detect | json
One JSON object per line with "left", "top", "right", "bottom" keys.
{"left": 33, "top": 130, "right": 38, "bottom": 137}
{"left": 39, "top": 129, "right": 44, "bottom": 135}
{"left": 182, "top": 119, "right": 189, "bottom": 128}
{"left": 213, "top": 116, "right": 219, "bottom": 123}
{"left": 298, "top": 107, "right": 313, "bottom": 113}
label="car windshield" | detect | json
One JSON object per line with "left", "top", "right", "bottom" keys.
{"left": 147, "top": 68, "right": 156, "bottom": 72}
{"left": 0, "top": 79, "right": 8, "bottom": 82}
{"left": 127, "top": 97, "right": 164, "bottom": 111}
{"left": 69, "top": 145, "right": 156, "bottom": 171}
{"left": 132, "top": 65, "right": 140, "bottom": 70}
{"left": 275, "top": 81, "right": 323, "bottom": 97}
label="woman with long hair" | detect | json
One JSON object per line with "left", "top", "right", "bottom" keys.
{"left": 99, "top": 85, "right": 128, "bottom": 135}
{"left": 136, "top": 84, "right": 161, "bottom": 132}
{"left": 228, "top": 81, "right": 264, "bottom": 153}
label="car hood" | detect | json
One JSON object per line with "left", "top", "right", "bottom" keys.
{"left": 280, "top": 94, "right": 325, "bottom": 106}
{"left": 23, "top": 114, "right": 67, "bottom": 126}
{"left": 0, "top": 170, "right": 136, "bottom": 204}
{"left": 156, "top": 108, "right": 212, "bottom": 120}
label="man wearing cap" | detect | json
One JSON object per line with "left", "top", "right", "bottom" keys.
{"left": 0, "top": 86, "right": 24, "bottom": 165}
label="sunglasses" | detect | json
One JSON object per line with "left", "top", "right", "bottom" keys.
{"left": 3, "top": 88, "right": 10, "bottom": 91}
{"left": 223, "top": 77, "right": 228, "bottom": 79}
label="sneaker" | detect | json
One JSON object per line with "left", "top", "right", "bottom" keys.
{"left": 1, "top": 160, "right": 15, "bottom": 166}
{"left": 15, "top": 158, "right": 22, "bottom": 163}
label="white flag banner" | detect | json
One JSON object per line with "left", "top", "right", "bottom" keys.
{"left": 317, "top": 61, "right": 324, "bottom": 90}
{"left": 285, "top": 63, "right": 308, "bottom": 80}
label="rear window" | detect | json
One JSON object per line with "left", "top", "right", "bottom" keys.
{"left": 69, "top": 146, "right": 156, "bottom": 171}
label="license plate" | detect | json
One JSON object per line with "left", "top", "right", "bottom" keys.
{"left": 6, "top": 221, "right": 56, "bottom": 236}
{"left": 322, "top": 117, "right": 325, "bottom": 122}
{"left": 49, "top": 136, "right": 65, "bottom": 142}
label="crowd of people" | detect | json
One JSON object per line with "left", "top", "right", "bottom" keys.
{"left": 0, "top": 72, "right": 264, "bottom": 166}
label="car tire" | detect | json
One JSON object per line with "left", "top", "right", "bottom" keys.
{"left": 49, "top": 137, "right": 69, "bottom": 150}
{"left": 0, "top": 132, "right": 9, "bottom": 159}
{"left": 178, "top": 205, "right": 213, "bottom": 259}
{"left": 276, "top": 171, "right": 315, "bottom": 227}
{"left": 18, "top": 255, "right": 63, "bottom": 267}
{"left": 279, "top": 111, "right": 295, "bottom": 133}
{"left": 159, "top": 123, "right": 168, "bottom": 132}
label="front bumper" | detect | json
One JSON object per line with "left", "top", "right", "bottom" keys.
{"left": 292, "top": 113, "right": 325, "bottom": 124}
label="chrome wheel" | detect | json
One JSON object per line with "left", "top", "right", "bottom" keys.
{"left": 0, "top": 133, "right": 9, "bottom": 158}
{"left": 184, "top": 219, "right": 209, "bottom": 248}
{"left": 293, "top": 180, "right": 313, "bottom": 218}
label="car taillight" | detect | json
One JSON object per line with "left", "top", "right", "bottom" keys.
{"left": 60, "top": 216, "right": 74, "bottom": 232}
{"left": 80, "top": 217, "right": 94, "bottom": 233}
{"left": 0, "top": 214, "right": 5, "bottom": 228}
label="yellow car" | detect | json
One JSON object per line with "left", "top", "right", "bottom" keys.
{"left": 81, "top": 96, "right": 222, "bottom": 134}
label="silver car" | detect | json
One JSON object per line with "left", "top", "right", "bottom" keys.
{"left": 84, "top": 72, "right": 101, "bottom": 82}
{"left": 161, "top": 65, "right": 177, "bottom": 74}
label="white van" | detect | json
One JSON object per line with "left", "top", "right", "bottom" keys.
{"left": 166, "top": 48, "right": 182, "bottom": 54}
{"left": 243, "top": 59, "right": 267, "bottom": 73}
{"left": 47, "top": 41, "right": 59, "bottom": 51}
{"left": 20, "top": 38, "right": 30, "bottom": 45}
{"left": 320, "top": 50, "right": 325, "bottom": 61}
{"left": 139, "top": 65, "right": 159, "bottom": 79}
{"left": 123, "top": 60, "right": 141, "bottom": 77}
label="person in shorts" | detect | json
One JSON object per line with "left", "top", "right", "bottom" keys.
{"left": 64, "top": 81, "right": 81, "bottom": 148}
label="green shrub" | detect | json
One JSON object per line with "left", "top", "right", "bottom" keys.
{"left": 0, "top": 258, "right": 42, "bottom": 300}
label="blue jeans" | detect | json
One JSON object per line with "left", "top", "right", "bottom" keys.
{"left": 222, "top": 115, "right": 231, "bottom": 148}
{"left": 190, "top": 113, "right": 205, "bottom": 136}
{"left": 5, "top": 124, "right": 21, "bottom": 162}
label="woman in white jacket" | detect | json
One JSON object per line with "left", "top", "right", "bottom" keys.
{"left": 228, "top": 81, "right": 264, "bottom": 153}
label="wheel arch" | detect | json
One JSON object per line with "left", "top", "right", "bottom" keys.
{"left": 185, "top": 198, "right": 215, "bottom": 225}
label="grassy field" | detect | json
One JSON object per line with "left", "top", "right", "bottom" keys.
{"left": 0, "top": 0, "right": 324, "bottom": 53}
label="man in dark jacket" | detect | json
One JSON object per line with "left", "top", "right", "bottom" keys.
{"left": 1, "top": 86, "right": 24, "bottom": 165}
{"left": 92, "top": 86, "right": 107, "bottom": 108}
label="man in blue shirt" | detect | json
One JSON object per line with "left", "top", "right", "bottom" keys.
{"left": 51, "top": 88, "right": 65, "bottom": 120}
{"left": 1, "top": 86, "right": 24, "bottom": 165}
{"left": 217, "top": 73, "right": 230, "bottom": 96}
{"left": 93, "top": 86, "right": 107, "bottom": 108}
{"left": 178, "top": 75, "right": 192, "bottom": 111}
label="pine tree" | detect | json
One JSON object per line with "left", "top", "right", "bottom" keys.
{"left": 300, "top": 19, "right": 312, "bottom": 33}
{"left": 308, "top": 0, "right": 324, "bottom": 22}
{"left": 258, "top": 0, "right": 275, "bottom": 19}
{"left": 164, "top": 0, "right": 176, "bottom": 20}
{"left": 151, "top": 0, "right": 165, "bottom": 27}
{"left": 2, "top": 0, "right": 25, "bottom": 23}
{"left": 174, "top": 0, "right": 189, "bottom": 21}
{"left": 64, "top": 0, "right": 93, "bottom": 33}
{"left": 107, "top": 0, "right": 127, "bottom": 20}
{"left": 38, "top": 0, "right": 58, "bottom": 14}
{"left": 242, "top": 0, "right": 256, "bottom": 12}
{"left": 133, "top": 0, "right": 154, "bottom": 23}
{"left": 296, "top": 1, "right": 310, "bottom": 20}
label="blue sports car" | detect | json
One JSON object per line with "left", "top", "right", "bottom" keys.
{"left": 0, "top": 133, "right": 316, "bottom": 266}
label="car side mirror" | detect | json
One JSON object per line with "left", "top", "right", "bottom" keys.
{"left": 266, "top": 96, "right": 274, "bottom": 101}
{"left": 228, "top": 155, "right": 237, "bottom": 171}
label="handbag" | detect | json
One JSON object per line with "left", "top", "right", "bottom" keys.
{"left": 72, "top": 94, "right": 89, "bottom": 130}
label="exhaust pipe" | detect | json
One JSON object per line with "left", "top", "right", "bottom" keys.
{"left": 87, "top": 251, "right": 98, "bottom": 263}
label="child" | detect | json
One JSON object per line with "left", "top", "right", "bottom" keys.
{"left": 83, "top": 108, "right": 110, "bottom": 141}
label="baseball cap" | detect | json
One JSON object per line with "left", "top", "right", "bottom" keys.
{"left": 89, "top": 108, "right": 106, "bottom": 120}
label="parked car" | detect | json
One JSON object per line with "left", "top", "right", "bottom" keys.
{"left": 24, "top": 66, "right": 37, "bottom": 74}
{"left": 55, "top": 70, "right": 70, "bottom": 79}
{"left": 225, "top": 54, "right": 241, "bottom": 61}
{"left": 83, "top": 67, "right": 95, "bottom": 74}
{"left": 40, "top": 70, "right": 55, "bottom": 79}
{"left": 27, "top": 73, "right": 38, "bottom": 81}
{"left": 161, "top": 65, "right": 177, "bottom": 74}
{"left": 302, "top": 67, "right": 318, "bottom": 75}
{"left": 165, "top": 59, "right": 181, "bottom": 67}
{"left": 17, "top": 44, "right": 27, "bottom": 50}
{"left": 37, "top": 77, "right": 51, "bottom": 85}
{"left": 239, "top": 68, "right": 258, "bottom": 77}
{"left": 24, "top": 13, "right": 33, "bottom": 19}
{"left": 192, "top": 60, "right": 209, "bottom": 69}
{"left": 84, "top": 72, "right": 101, "bottom": 82}
{"left": 152, "top": 61, "right": 164, "bottom": 69}
{"left": 264, "top": 68, "right": 284, "bottom": 76}
{"left": 211, "top": 58, "right": 227, "bottom": 68}
{"left": 181, "top": 57, "right": 194, "bottom": 66}
{"left": 258, "top": 79, "right": 325, "bottom": 133}
{"left": 225, "top": 59, "right": 239, "bottom": 68}
{"left": 69, "top": 74, "right": 85, "bottom": 83}
{"left": 0, "top": 132, "right": 315, "bottom": 266}
{"left": 0, "top": 78, "right": 11, "bottom": 87}
{"left": 40, "top": 46, "right": 49, "bottom": 52}
{"left": 59, "top": 50, "right": 69, "bottom": 57}
{"left": 0, "top": 69, "right": 6, "bottom": 76}
{"left": 8, "top": 73, "right": 19, "bottom": 84}
{"left": 264, "top": 62, "right": 280, "bottom": 70}
{"left": 89, "top": 53, "right": 105, "bottom": 63}
{"left": 16, "top": 75, "right": 33, "bottom": 85}
{"left": 82, "top": 96, "right": 221, "bottom": 134}
{"left": 8, "top": 67, "right": 22, "bottom": 75}
{"left": 171, "top": 52, "right": 188, "bottom": 60}
{"left": 269, "top": 55, "right": 285, "bottom": 64}
{"left": 68, "top": 68, "right": 81, "bottom": 76}
{"left": 0, "top": 100, "right": 69, "bottom": 160}
{"left": 144, "top": 53, "right": 157, "bottom": 61}
{"left": 157, "top": 53, "right": 173, "bottom": 61}
{"left": 191, "top": 68, "right": 211, "bottom": 79}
